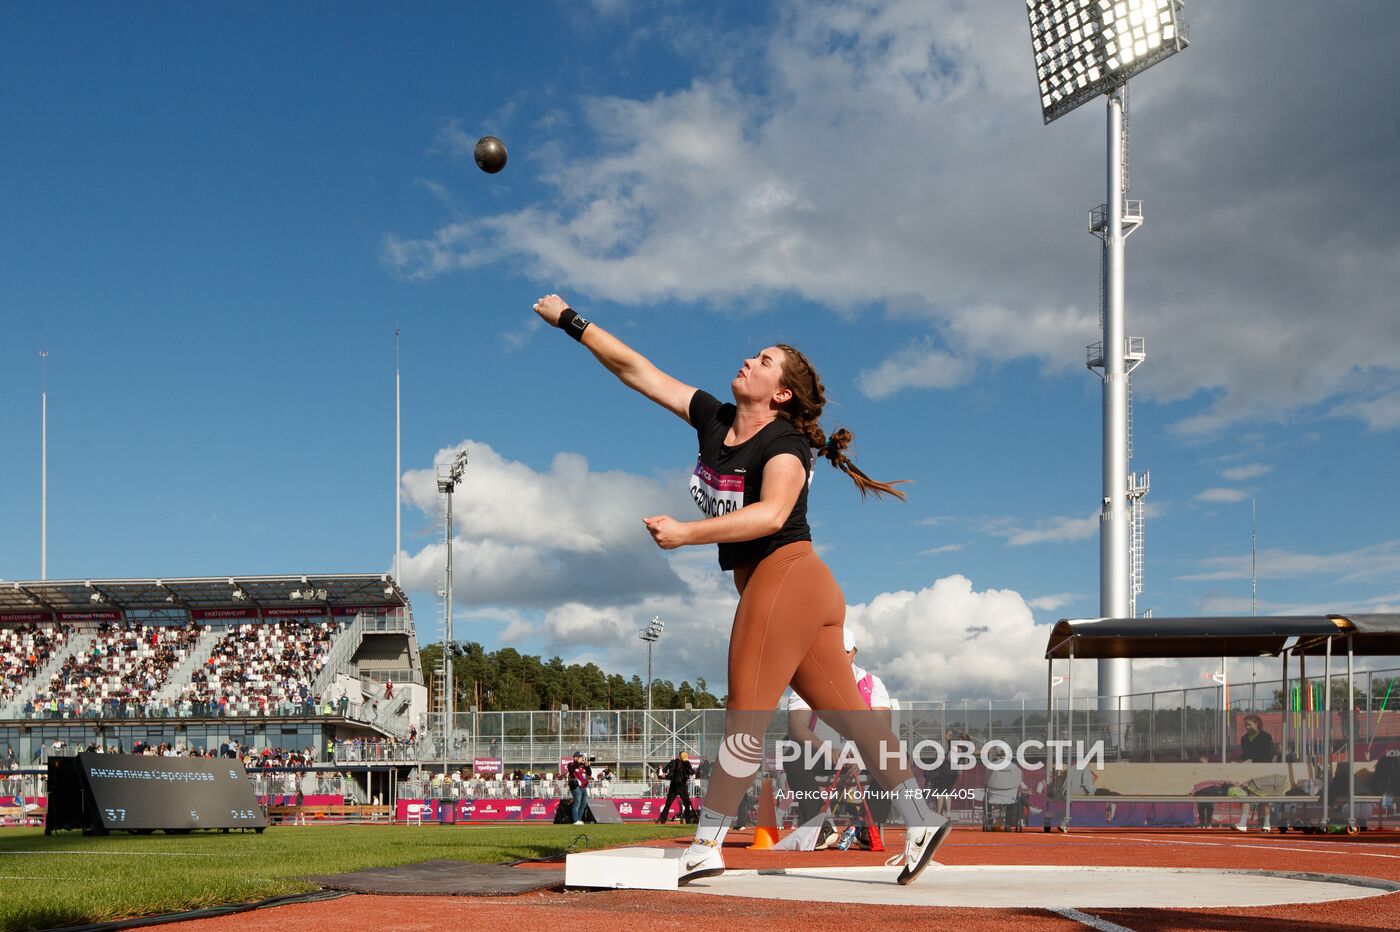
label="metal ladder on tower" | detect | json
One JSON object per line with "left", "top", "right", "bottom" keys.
{"left": 1128, "top": 470, "right": 1151, "bottom": 618}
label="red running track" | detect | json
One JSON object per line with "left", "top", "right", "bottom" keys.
{"left": 159, "top": 826, "right": 1400, "bottom": 931}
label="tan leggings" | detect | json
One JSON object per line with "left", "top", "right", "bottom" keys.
{"left": 705, "top": 541, "right": 915, "bottom": 816}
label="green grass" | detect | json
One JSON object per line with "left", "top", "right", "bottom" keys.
{"left": 0, "top": 823, "right": 691, "bottom": 932}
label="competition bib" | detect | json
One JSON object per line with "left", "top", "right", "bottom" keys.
{"left": 690, "top": 460, "right": 745, "bottom": 517}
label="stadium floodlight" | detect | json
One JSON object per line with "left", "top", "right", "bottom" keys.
{"left": 436, "top": 449, "right": 469, "bottom": 776}
{"left": 1027, "top": 0, "right": 1187, "bottom": 124}
{"left": 1025, "top": 0, "right": 1186, "bottom": 727}
{"left": 640, "top": 617, "right": 664, "bottom": 766}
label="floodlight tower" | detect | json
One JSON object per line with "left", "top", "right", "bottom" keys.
{"left": 640, "top": 616, "right": 664, "bottom": 773}
{"left": 1026, "top": 0, "right": 1187, "bottom": 715}
{"left": 437, "top": 449, "right": 469, "bottom": 773}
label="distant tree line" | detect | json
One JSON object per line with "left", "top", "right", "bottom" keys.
{"left": 419, "top": 641, "right": 724, "bottom": 712}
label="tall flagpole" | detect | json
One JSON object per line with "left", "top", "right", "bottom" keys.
{"left": 40, "top": 350, "right": 48, "bottom": 580}
{"left": 395, "top": 328, "right": 402, "bottom": 583}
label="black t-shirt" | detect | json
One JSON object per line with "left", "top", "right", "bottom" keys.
{"left": 1240, "top": 730, "right": 1275, "bottom": 763}
{"left": 664, "top": 757, "right": 694, "bottom": 786}
{"left": 688, "top": 389, "right": 812, "bottom": 570}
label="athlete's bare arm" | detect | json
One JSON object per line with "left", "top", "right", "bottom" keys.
{"left": 643, "top": 452, "right": 805, "bottom": 550}
{"left": 533, "top": 293, "right": 695, "bottom": 422}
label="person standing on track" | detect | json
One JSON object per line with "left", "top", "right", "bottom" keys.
{"left": 566, "top": 750, "right": 592, "bottom": 825}
{"left": 530, "top": 294, "right": 951, "bottom": 886}
{"left": 658, "top": 751, "right": 697, "bottom": 824}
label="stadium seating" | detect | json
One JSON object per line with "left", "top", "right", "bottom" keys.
{"left": 27, "top": 622, "right": 198, "bottom": 718}
{"left": 175, "top": 619, "right": 341, "bottom": 717}
{"left": 12, "top": 618, "right": 344, "bottom": 719}
{"left": 1, "top": 624, "right": 70, "bottom": 708}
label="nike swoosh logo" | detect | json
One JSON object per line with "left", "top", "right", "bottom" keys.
{"left": 684, "top": 858, "right": 708, "bottom": 871}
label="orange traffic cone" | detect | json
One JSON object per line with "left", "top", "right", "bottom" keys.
{"left": 747, "top": 777, "right": 780, "bottom": 850}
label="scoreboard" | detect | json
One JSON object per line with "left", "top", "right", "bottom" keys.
{"left": 46, "top": 753, "right": 267, "bottom": 834}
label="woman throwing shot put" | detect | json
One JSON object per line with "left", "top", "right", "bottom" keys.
{"left": 531, "top": 294, "right": 950, "bottom": 885}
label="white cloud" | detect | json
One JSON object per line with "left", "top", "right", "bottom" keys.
{"left": 1337, "top": 391, "right": 1400, "bottom": 432}
{"left": 1178, "top": 540, "right": 1400, "bottom": 583}
{"left": 998, "top": 512, "right": 1099, "bottom": 547}
{"left": 1027, "top": 593, "right": 1080, "bottom": 613}
{"left": 919, "top": 543, "right": 964, "bottom": 556}
{"left": 1221, "top": 464, "right": 1272, "bottom": 482}
{"left": 398, "top": 441, "right": 689, "bottom": 608}
{"left": 494, "top": 548, "right": 740, "bottom": 691}
{"left": 1194, "top": 488, "right": 1249, "bottom": 504}
{"left": 434, "top": 119, "right": 477, "bottom": 161}
{"left": 847, "top": 575, "right": 1055, "bottom": 700}
{"left": 542, "top": 602, "right": 639, "bottom": 646}
{"left": 857, "top": 342, "right": 972, "bottom": 399}
{"left": 1196, "top": 591, "right": 1400, "bottom": 616}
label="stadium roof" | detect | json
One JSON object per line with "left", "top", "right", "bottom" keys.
{"left": 1044, "top": 615, "right": 1344, "bottom": 660}
{"left": 1295, "top": 613, "right": 1400, "bottom": 656}
{"left": 1045, "top": 613, "right": 1400, "bottom": 660}
{"left": 0, "top": 574, "right": 407, "bottom": 618}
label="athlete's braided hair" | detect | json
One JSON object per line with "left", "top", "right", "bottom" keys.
{"left": 774, "top": 343, "right": 908, "bottom": 501}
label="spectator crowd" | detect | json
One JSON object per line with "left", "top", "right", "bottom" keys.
{"left": 1, "top": 624, "right": 70, "bottom": 708}
{"left": 27, "top": 621, "right": 198, "bottom": 718}
{"left": 9, "top": 619, "right": 347, "bottom": 720}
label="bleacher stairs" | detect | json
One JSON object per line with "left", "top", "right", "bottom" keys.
{"left": 363, "top": 680, "right": 413, "bottom": 738}
{"left": 154, "top": 625, "right": 222, "bottom": 707}
{"left": 311, "top": 616, "right": 365, "bottom": 698}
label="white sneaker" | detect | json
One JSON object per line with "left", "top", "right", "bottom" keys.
{"left": 895, "top": 819, "right": 952, "bottom": 886}
{"left": 678, "top": 840, "right": 725, "bottom": 885}
{"left": 1233, "top": 824, "right": 1248, "bottom": 833}
{"left": 573, "top": 820, "right": 583, "bottom": 825}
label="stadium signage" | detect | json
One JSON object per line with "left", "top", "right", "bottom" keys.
{"left": 394, "top": 797, "right": 688, "bottom": 823}
{"left": 263, "top": 606, "right": 331, "bottom": 618}
{"left": 57, "top": 610, "right": 122, "bottom": 622}
{"left": 472, "top": 757, "right": 503, "bottom": 775}
{"left": 191, "top": 608, "right": 259, "bottom": 620}
{"left": 331, "top": 605, "right": 396, "bottom": 616}
{"left": 0, "top": 611, "right": 54, "bottom": 622}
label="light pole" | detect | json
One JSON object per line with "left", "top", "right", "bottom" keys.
{"left": 39, "top": 350, "right": 47, "bottom": 580}
{"left": 640, "top": 616, "right": 664, "bottom": 776}
{"left": 470, "top": 703, "right": 479, "bottom": 764}
{"left": 394, "top": 328, "right": 401, "bottom": 584}
{"left": 559, "top": 703, "right": 568, "bottom": 774}
{"left": 437, "top": 449, "right": 469, "bottom": 776}
{"left": 1025, "top": 0, "right": 1188, "bottom": 720}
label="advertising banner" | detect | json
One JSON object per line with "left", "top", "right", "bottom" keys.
{"left": 393, "top": 796, "right": 692, "bottom": 823}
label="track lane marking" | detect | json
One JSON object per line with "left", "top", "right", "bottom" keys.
{"left": 1051, "top": 907, "right": 1137, "bottom": 931}
{"left": 1116, "top": 835, "right": 1400, "bottom": 860}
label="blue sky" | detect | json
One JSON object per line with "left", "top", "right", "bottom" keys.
{"left": 3, "top": 2, "right": 1398, "bottom": 701}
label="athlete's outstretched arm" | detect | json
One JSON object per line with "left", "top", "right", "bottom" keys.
{"left": 533, "top": 293, "right": 695, "bottom": 422}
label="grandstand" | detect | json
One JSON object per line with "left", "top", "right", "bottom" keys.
{"left": 0, "top": 575, "right": 423, "bottom": 775}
